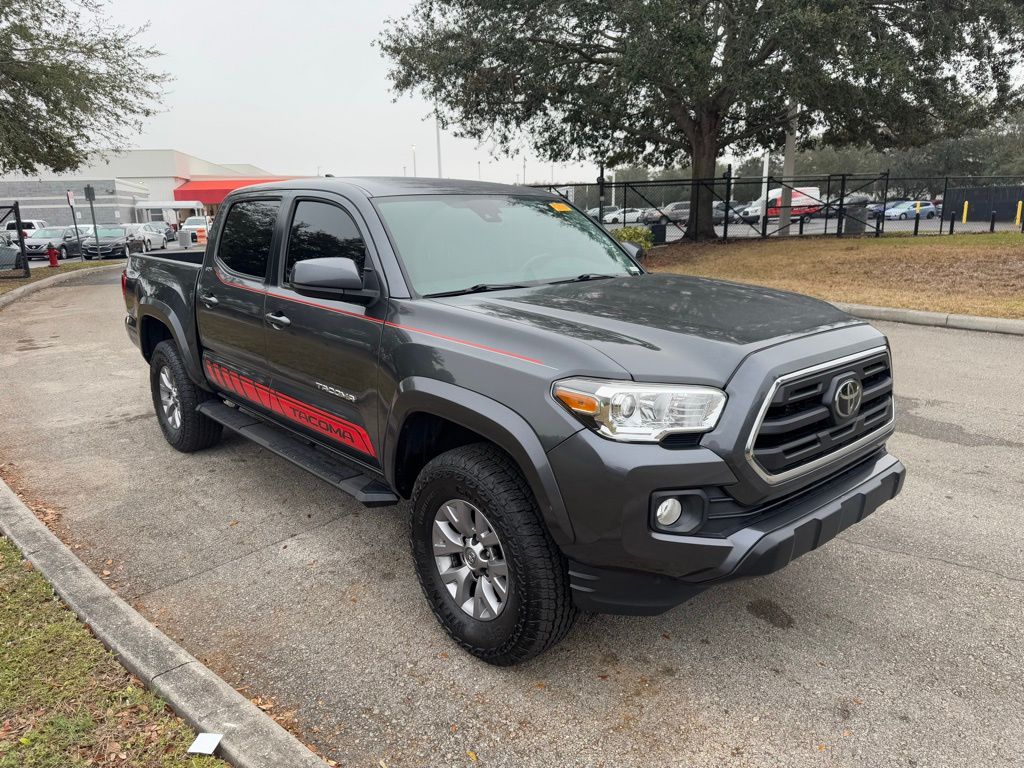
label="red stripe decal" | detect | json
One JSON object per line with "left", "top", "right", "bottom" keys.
{"left": 212, "top": 268, "right": 545, "bottom": 367}
{"left": 203, "top": 358, "right": 376, "bottom": 458}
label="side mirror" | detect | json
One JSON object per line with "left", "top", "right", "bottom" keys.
{"left": 291, "top": 257, "right": 365, "bottom": 297}
{"left": 619, "top": 241, "right": 646, "bottom": 263}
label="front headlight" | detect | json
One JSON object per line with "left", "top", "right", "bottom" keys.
{"left": 552, "top": 377, "right": 726, "bottom": 442}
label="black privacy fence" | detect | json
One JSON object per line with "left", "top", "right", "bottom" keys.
{"left": 0, "top": 203, "right": 31, "bottom": 279}
{"left": 536, "top": 173, "right": 1024, "bottom": 243}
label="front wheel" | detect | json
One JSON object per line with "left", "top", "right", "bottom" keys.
{"left": 410, "top": 443, "right": 577, "bottom": 665}
{"left": 58, "top": 246, "right": 67, "bottom": 260}
{"left": 899, "top": 213, "right": 908, "bottom": 220}
{"left": 149, "top": 341, "right": 223, "bottom": 452}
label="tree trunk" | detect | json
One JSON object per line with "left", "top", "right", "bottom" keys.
{"left": 687, "top": 130, "right": 720, "bottom": 240}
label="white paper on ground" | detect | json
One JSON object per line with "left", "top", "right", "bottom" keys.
{"left": 187, "top": 732, "right": 224, "bottom": 755}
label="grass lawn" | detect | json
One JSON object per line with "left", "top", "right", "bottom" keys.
{"left": 647, "top": 232, "right": 1024, "bottom": 319}
{"left": 0, "top": 537, "right": 226, "bottom": 768}
{"left": 0, "top": 261, "right": 120, "bottom": 297}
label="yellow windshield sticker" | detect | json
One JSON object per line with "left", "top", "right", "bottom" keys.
{"left": 549, "top": 202, "right": 571, "bottom": 212}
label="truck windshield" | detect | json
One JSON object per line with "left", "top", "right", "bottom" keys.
{"left": 374, "top": 195, "right": 641, "bottom": 296}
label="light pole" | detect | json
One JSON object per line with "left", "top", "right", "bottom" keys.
{"left": 435, "top": 114, "right": 443, "bottom": 177}
{"left": 411, "top": 144, "right": 417, "bottom": 177}
{"left": 477, "top": 160, "right": 481, "bottom": 180}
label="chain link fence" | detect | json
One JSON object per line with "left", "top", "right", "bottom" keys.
{"left": 539, "top": 172, "right": 1024, "bottom": 244}
{"left": 0, "top": 203, "right": 31, "bottom": 279}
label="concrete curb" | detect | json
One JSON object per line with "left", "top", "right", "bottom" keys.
{"left": 0, "top": 263, "right": 123, "bottom": 312}
{"left": 0, "top": 480, "right": 328, "bottom": 768}
{"left": 833, "top": 302, "right": 1024, "bottom": 336}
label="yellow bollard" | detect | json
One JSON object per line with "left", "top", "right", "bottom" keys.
{"left": 915, "top": 200, "right": 921, "bottom": 215}
{"left": 1016, "top": 200, "right": 1022, "bottom": 227}
{"left": 962, "top": 200, "right": 969, "bottom": 224}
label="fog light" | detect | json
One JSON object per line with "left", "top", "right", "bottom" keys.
{"left": 655, "top": 498, "right": 682, "bottom": 526}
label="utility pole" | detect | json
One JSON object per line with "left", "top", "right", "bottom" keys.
{"left": 435, "top": 112, "right": 443, "bottom": 177}
{"left": 85, "top": 184, "right": 99, "bottom": 255}
{"left": 522, "top": 157, "right": 526, "bottom": 185}
{"left": 778, "top": 101, "right": 798, "bottom": 236}
{"left": 477, "top": 160, "right": 481, "bottom": 180}
{"left": 67, "top": 190, "right": 83, "bottom": 259}
{"left": 411, "top": 145, "right": 417, "bottom": 177}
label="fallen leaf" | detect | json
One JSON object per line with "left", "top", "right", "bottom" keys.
{"left": 598, "top": 675, "right": 609, "bottom": 681}
{"left": 534, "top": 682, "right": 546, "bottom": 690}
{"left": 467, "top": 750, "right": 478, "bottom": 762}
{"left": 450, "top": 724, "right": 458, "bottom": 733}
{"left": 105, "top": 559, "right": 113, "bottom": 565}
{"left": 661, "top": 632, "right": 671, "bottom": 640}
{"left": 229, "top": 520, "right": 239, "bottom": 527}
{"left": 102, "top": 570, "right": 111, "bottom": 577}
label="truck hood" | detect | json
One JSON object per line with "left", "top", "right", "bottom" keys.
{"left": 433, "top": 274, "right": 863, "bottom": 384}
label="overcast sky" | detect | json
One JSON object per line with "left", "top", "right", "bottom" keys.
{"left": 108, "top": 0, "right": 597, "bottom": 184}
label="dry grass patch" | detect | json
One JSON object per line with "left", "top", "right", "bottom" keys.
{"left": 648, "top": 233, "right": 1024, "bottom": 319}
{"left": 0, "top": 261, "right": 119, "bottom": 297}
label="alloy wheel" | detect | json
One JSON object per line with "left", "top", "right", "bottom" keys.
{"left": 158, "top": 365, "right": 182, "bottom": 430}
{"left": 432, "top": 499, "right": 509, "bottom": 620}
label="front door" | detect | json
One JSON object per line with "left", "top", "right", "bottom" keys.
{"left": 261, "top": 196, "right": 386, "bottom": 468}
{"left": 195, "top": 196, "right": 282, "bottom": 384}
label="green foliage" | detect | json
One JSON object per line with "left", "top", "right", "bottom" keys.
{"left": 379, "top": 0, "right": 1024, "bottom": 238}
{"left": 0, "top": 0, "right": 167, "bottom": 175}
{"left": 612, "top": 226, "right": 653, "bottom": 251}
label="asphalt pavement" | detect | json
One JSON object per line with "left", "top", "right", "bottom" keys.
{"left": 0, "top": 269, "right": 1021, "bottom": 767}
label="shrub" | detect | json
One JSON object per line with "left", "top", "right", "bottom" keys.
{"left": 612, "top": 225, "right": 654, "bottom": 250}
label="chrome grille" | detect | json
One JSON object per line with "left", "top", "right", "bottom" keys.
{"left": 746, "top": 348, "right": 894, "bottom": 482}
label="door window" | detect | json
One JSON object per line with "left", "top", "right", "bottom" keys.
{"left": 217, "top": 199, "right": 281, "bottom": 279}
{"left": 284, "top": 200, "right": 366, "bottom": 283}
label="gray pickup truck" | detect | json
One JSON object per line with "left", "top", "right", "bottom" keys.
{"left": 123, "top": 177, "right": 904, "bottom": 665}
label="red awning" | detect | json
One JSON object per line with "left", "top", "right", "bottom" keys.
{"left": 173, "top": 177, "right": 293, "bottom": 206}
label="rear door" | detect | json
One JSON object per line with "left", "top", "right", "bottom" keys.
{"left": 261, "top": 195, "right": 386, "bottom": 468}
{"left": 195, "top": 195, "right": 282, "bottom": 389}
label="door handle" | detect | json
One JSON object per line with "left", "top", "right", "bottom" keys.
{"left": 265, "top": 311, "right": 291, "bottom": 328}
{"left": 199, "top": 292, "right": 219, "bottom": 306}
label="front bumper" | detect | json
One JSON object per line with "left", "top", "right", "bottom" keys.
{"left": 550, "top": 428, "right": 904, "bottom": 614}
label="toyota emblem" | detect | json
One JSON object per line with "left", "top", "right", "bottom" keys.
{"left": 834, "top": 379, "right": 863, "bottom": 420}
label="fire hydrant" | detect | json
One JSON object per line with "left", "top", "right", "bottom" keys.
{"left": 46, "top": 242, "right": 60, "bottom": 268}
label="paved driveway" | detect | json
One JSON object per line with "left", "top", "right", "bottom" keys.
{"left": 1, "top": 269, "right": 1021, "bottom": 767}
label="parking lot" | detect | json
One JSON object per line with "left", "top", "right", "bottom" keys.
{"left": 1, "top": 269, "right": 1021, "bottom": 767}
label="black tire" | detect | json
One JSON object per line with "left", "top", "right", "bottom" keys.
{"left": 84, "top": 253, "right": 93, "bottom": 260}
{"left": 899, "top": 213, "right": 908, "bottom": 220}
{"left": 58, "top": 246, "right": 67, "bottom": 261}
{"left": 149, "top": 340, "right": 222, "bottom": 453}
{"left": 410, "top": 443, "right": 577, "bottom": 665}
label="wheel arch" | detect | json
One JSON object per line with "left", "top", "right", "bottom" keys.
{"left": 385, "top": 377, "right": 575, "bottom": 546}
{"left": 136, "top": 300, "right": 208, "bottom": 389}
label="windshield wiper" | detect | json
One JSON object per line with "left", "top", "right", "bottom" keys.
{"left": 547, "top": 273, "right": 621, "bottom": 285}
{"left": 424, "top": 282, "right": 530, "bottom": 298}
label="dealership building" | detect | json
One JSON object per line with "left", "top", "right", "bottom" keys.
{"left": 0, "top": 150, "right": 288, "bottom": 228}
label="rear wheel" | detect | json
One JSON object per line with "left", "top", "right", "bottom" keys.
{"left": 410, "top": 443, "right": 577, "bottom": 665}
{"left": 58, "top": 246, "right": 67, "bottom": 260}
{"left": 149, "top": 341, "right": 222, "bottom": 453}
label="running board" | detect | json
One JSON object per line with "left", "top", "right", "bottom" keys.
{"left": 197, "top": 400, "right": 398, "bottom": 507}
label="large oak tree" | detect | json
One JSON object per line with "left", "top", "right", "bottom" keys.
{"left": 0, "top": 0, "right": 166, "bottom": 176}
{"left": 379, "top": 0, "right": 1024, "bottom": 238}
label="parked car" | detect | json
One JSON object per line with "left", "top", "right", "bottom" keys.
{"left": 885, "top": 201, "right": 937, "bottom": 220}
{"left": 134, "top": 222, "right": 168, "bottom": 250}
{"left": 5, "top": 219, "right": 48, "bottom": 240}
{"left": 82, "top": 225, "right": 146, "bottom": 259}
{"left": 602, "top": 207, "right": 643, "bottom": 224}
{"left": 180, "top": 215, "right": 213, "bottom": 242}
{"left": 585, "top": 206, "right": 620, "bottom": 221}
{"left": 712, "top": 200, "right": 744, "bottom": 224}
{"left": 0, "top": 240, "right": 21, "bottom": 270}
{"left": 867, "top": 200, "right": 909, "bottom": 219}
{"left": 123, "top": 176, "right": 903, "bottom": 665}
{"left": 22, "top": 226, "right": 94, "bottom": 259}
{"left": 642, "top": 201, "right": 690, "bottom": 224}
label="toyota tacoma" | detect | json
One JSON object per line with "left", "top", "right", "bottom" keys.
{"left": 122, "top": 178, "right": 904, "bottom": 665}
